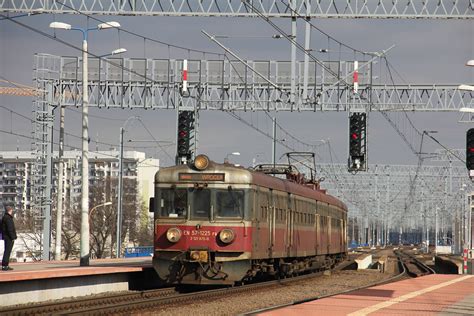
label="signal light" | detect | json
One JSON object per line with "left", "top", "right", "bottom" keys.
{"left": 466, "top": 128, "right": 474, "bottom": 170}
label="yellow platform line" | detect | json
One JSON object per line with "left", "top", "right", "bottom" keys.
{"left": 348, "top": 275, "right": 474, "bottom": 316}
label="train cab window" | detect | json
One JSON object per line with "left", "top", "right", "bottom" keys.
{"left": 159, "top": 188, "right": 187, "bottom": 218}
{"left": 216, "top": 189, "right": 244, "bottom": 218}
{"left": 191, "top": 189, "right": 210, "bottom": 219}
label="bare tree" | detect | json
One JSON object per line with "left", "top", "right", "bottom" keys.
{"left": 19, "top": 172, "right": 144, "bottom": 260}
{"left": 134, "top": 200, "right": 153, "bottom": 246}
{"left": 88, "top": 176, "right": 140, "bottom": 258}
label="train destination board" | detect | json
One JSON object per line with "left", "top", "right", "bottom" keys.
{"left": 178, "top": 173, "right": 225, "bottom": 181}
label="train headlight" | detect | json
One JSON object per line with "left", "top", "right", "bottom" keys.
{"left": 166, "top": 227, "right": 182, "bottom": 243}
{"left": 219, "top": 229, "right": 235, "bottom": 244}
{"left": 194, "top": 154, "right": 210, "bottom": 170}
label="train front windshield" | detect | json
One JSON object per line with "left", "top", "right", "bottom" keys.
{"left": 157, "top": 187, "right": 247, "bottom": 220}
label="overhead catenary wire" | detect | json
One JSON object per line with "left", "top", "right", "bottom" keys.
{"left": 223, "top": 53, "right": 326, "bottom": 155}
{"left": 241, "top": 0, "right": 350, "bottom": 86}
{"left": 0, "top": 128, "right": 161, "bottom": 169}
{"left": 65, "top": 107, "right": 125, "bottom": 122}
{"left": 0, "top": 105, "right": 173, "bottom": 163}
{"left": 383, "top": 57, "right": 465, "bottom": 163}
{"left": 4, "top": 18, "right": 455, "bottom": 169}
{"left": 0, "top": 13, "right": 176, "bottom": 88}
{"left": 278, "top": 0, "right": 369, "bottom": 56}
{"left": 52, "top": 0, "right": 224, "bottom": 58}
{"left": 241, "top": 0, "right": 431, "bottom": 166}
{"left": 2, "top": 9, "right": 462, "bottom": 169}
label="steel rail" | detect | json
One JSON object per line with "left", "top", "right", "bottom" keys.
{"left": 0, "top": 287, "right": 177, "bottom": 315}
{"left": 397, "top": 249, "right": 437, "bottom": 276}
{"left": 59, "top": 271, "right": 332, "bottom": 315}
{"left": 247, "top": 250, "right": 408, "bottom": 314}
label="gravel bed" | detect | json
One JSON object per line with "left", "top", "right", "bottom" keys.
{"left": 137, "top": 270, "right": 394, "bottom": 316}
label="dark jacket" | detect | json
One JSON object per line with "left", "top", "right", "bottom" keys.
{"left": 2, "top": 213, "right": 17, "bottom": 241}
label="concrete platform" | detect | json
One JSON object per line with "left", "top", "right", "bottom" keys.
{"left": 0, "top": 258, "right": 157, "bottom": 307}
{"left": 262, "top": 274, "right": 474, "bottom": 315}
{"left": 435, "top": 255, "right": 465, "bottom": 274}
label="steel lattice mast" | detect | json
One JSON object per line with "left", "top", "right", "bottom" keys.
{"left": 317, "top": 163, "right": 471, "bottom": 252}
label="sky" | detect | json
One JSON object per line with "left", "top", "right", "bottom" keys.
{"left": 0, "top": 12, "right": 473, "bottom": 169}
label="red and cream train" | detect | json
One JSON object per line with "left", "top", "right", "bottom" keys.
{"left": 150, "top": 155, "right": 347, "bottom": 285}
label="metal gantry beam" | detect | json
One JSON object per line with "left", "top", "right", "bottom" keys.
{"left": 36, "top": 54, "right": 471, "bottom": 112}
{"left": 1, "top": 0, "right": 472, "bottom": 19}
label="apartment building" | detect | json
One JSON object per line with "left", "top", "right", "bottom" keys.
{"left": 0, "top": 150, "right": 159, "bottom": 213}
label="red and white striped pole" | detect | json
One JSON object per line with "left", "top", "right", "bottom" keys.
{"left": 463, "top": 248, "right": 468, "bottom": 274}
{"left": 353, "top": 61, "right": 359, "bottom": 94}
{"left": 182, "top": 59, "right": 188, "bottom": 94}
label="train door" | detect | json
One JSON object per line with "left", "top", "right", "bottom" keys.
{"left": 255, "top": 187, "right": 270, "bottom": 257}
{"left": 315, "top": 213, "right": 320, "bottom": 255}
{"left": 327, "top": 216, "right": 332, "bottom": 254}
{"left": 285, "top": 193, "right": 293, "bottom": 257}
{"left": 268, "top": 189, "right": 275, "bottom": 258}
{"left": 340, "top": 218, "right": 344, "bottom": 252}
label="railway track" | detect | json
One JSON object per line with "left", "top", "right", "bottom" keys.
{"left": 0, "top": 287, "right": 177, "bottom": 316}
{"left": 0, "top": 269, "right": 336, "bottom": 315}
{"left": 1, "top": 250, "right": 423, "bottom": 315}
{"left": 247, "top": 250, "right": 408, "bottom": 314}
{"left": 396, "top": 249, "right": 436, "bottom": 277}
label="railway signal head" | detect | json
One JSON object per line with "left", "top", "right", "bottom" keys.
{"left": 177, "top": 110, "right": 195, "bottom": 163}
{"left": 466, "top": 128, "right": 474, "bottom": 170}
{"left": 348, "top": 112, "right": 367, "bottom": 172}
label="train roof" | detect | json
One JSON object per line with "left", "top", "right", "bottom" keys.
{"left": 155, "top": 161, "right": 347, "bottom": 211}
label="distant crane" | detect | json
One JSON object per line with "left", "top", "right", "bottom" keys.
{"left": 0, "top": 79, "right": 38, "bottom": 96}
{"left": 0, "top": 86, "right": 38, "bottom": 96}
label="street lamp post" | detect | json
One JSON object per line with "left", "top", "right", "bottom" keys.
{"left": 50, "top": 20, "right": 122, "bottom": 266}
{"left": 89, "top": 201, "right": 112, "bottom": 220}
{"left": 53, "top": 46, "right": 127, "bottom": 260}
{"left": 458, "top": 60, "right": 474, "bottom": 93}
{"left": 89, "top": 201, "right": 112, "bottom": 259}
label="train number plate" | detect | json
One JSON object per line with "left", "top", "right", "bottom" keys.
{"left": 178, "top": 173, "right": 225, "bottom": 181}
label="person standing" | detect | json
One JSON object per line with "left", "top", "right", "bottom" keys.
{"left": 2, "top": 205, "right": 17, "bottom": 271}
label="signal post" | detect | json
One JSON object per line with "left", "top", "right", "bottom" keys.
{"left": 465, "top": 130, "right": 474, "bottom": 273}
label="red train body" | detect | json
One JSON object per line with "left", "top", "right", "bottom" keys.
{"left": 151, "top": 155, "right": 347, "bottom": 285}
